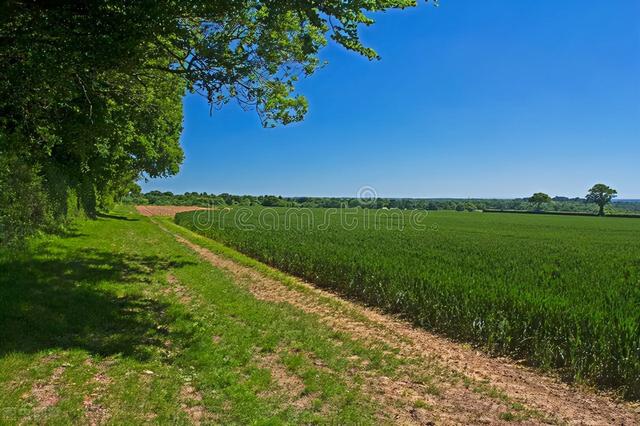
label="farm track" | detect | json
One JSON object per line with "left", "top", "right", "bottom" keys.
{"left": 153, "top": 218, "right": 640, "bottom": 425}
{"left": 135, "top": 205, "right": 208, "bottom": 217}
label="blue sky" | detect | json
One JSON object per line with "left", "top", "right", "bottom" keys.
{"left": 142, "top": 0, "right": 640, "bottom": 199}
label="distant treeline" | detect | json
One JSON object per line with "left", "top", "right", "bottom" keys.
{"left": 483, "top": 209, "right": 640, "bottom": 218}
{"left": 126, "top": 191, "right": 640, "bottom": 214}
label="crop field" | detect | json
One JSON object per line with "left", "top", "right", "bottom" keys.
{"left": 175, "top": 207, "right": 640, "bottom": 399}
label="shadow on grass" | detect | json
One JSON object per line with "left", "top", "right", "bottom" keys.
{"left": 97, "top": 212, "right": 138, "bottom": 221}
{"left": 45, "top": 222, "right": 87, "bottom": 239}
{"left": 0, "top": 244, "right": 195, "bottom": 360}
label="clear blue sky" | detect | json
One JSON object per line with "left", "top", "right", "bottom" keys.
{"left": 142, "top": 0, "right": 640, "bottom": 199}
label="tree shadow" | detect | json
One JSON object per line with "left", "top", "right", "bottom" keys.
{"left": 97, "top": 212, "right": 138, "bottom": 221}
{"left": 0, "top": 244, "right": 196, "bottom": 360}
{"left": 46, "top": 222, "right": 87, "bottom": 239}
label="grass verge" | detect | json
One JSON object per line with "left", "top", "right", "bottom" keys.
{"left": 0, "top": 206, "right": 398, "bottom": 424}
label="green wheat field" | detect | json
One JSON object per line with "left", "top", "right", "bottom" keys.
{"left": 176, "top": 208, "right": 640, "bottom": 399}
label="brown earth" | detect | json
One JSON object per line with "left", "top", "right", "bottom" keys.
{"left": 135, "top": 205, "right": 209, "bottom": 217}
{"left": 154, "top": 219, "right": 640, "bottom": 425}
{"left": 82, "top": 359, "right": 113, "bottom": 426}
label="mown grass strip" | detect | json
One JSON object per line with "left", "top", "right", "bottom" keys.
{"left": 1, "top": 206, "right": 398, "bottom": 424}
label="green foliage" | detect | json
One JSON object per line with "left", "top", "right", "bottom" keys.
{"left": 135, "top": 191, "right": 640, "bottom": 215}
{"left": 463, "top": 202, "right": 477, "bottom": 211}
{"left": 177, "top": 208, "right": 640, "bottom": 399}
{"left": 528, "top": 193, "right": 552, "bottom": 210}
{"left": 586, "top": 184, "right": 617, "bottom": 216}
{"left": 0, "top": 153, "right": 50, "bottom": 246}
{"left": 2, "top": 0, "right": 422, "bottom": 244}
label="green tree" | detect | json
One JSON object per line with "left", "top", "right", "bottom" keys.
{"left": 586, "top": 184, "right": 617, "bottom": 216}
{"left": 1, "top": 0, "right": 423, "bottom": 244}
{"left": 528, "top": 192, "right": 552, "bottom": 211}
{"left": 464, "top": 202, "right": 477, "bottom": 211}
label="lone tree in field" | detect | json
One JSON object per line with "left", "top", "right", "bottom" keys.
{"left": 586, "top": 184, "right": 617, "bottom": 216}
{"left": 528, "top": 192, "right": 552, "bottom": 211}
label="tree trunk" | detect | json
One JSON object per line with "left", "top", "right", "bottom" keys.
{"left": 79, "top": 177, "right": 97, "bottom": 219}
{"left": 598, "top": 204, "right": 605, "bottom": 216}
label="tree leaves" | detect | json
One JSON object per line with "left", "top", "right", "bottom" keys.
{"left": 586, "top": 184, "right": 617, "bottom": 216}
{"left": 0, "top": 0, "right": 423, "bottom": 240}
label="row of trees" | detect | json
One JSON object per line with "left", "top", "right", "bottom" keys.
{"left": 1, "top": 0, "right": 419, "bottom": 245}
{"left": 129, "top": 184, "right": 635, "bottom": 215}
{"left": 529, "top": 184, "right": 618, "bottom": 216}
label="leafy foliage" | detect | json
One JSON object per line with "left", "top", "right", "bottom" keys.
{"left": 586, "top": 184, "right": 617, "bottom": 216}
{"left": 129, "top": 191, "right": 640, "bottom": 215}
{"left": 1, "top": 0, "right": 422, "bottom": 244}
{"left": 528, "top": 193, "right": 552, "bottom": 210}
{"left": 0, "top": 153, "right": 51, "bottom": 245}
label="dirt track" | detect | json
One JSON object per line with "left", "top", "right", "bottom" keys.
{"left": 135, "top": 205, "right": 208, "bottom": 217}
{"left": 154, "top": 219, "right": 640, "bottom": 425}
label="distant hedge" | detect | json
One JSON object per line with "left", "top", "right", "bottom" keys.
{"left": 483, "top": 209, "right": 640, "bottom": 218}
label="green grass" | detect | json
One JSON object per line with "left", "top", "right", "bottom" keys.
{"left": 0, "top": 206, "right": 416, "bottom": 424}
{"left": 176, "top": 207, "right": 640, "bottom": 399}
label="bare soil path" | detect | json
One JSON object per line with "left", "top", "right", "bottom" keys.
{"left": 135, "top": 205, "right": 208, "bottom": 217}
{"left": 155, "top": 218, "right": 640, "bottom": 425}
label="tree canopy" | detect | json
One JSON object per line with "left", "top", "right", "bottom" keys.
{"left": 528, "top": 192, "right": 552, "bottom": 210}
{"left": 586, "top": 184, "right": 617, "bottom": 216}
{"left": 1, "top": 0, "right": 422, "bottom": 244}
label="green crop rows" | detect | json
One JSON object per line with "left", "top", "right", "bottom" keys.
{"left": 175, "top": 207, "right": 640, "bottom": 399}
